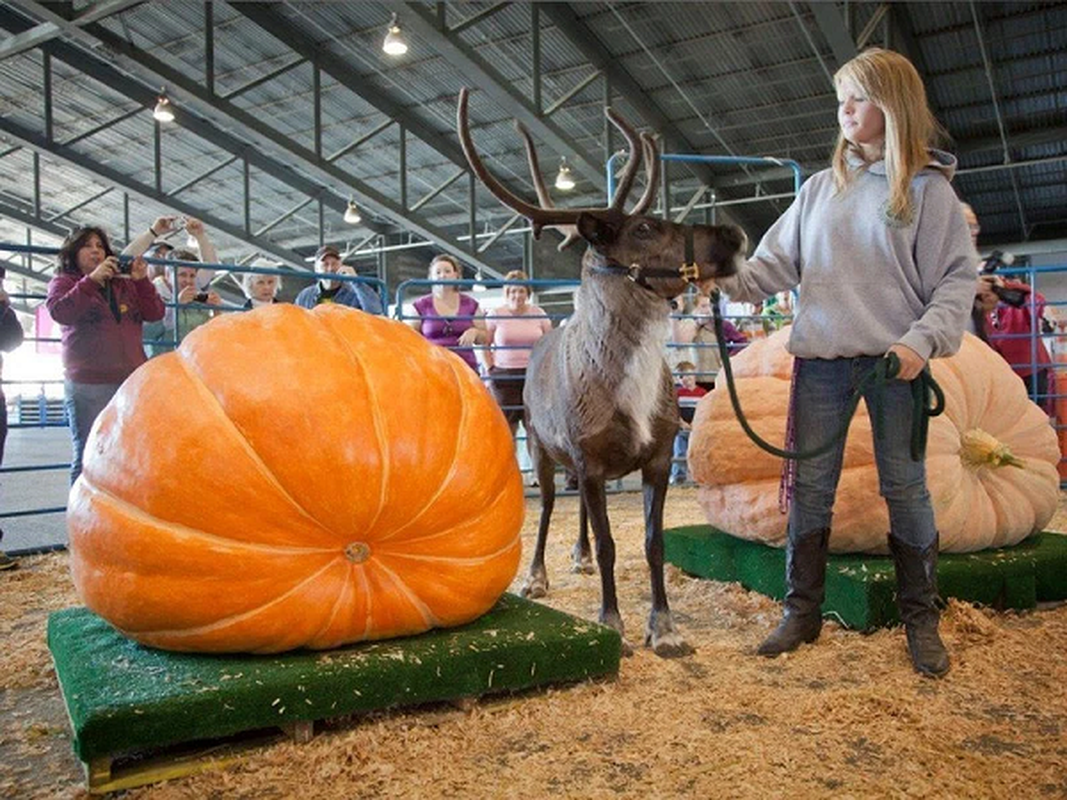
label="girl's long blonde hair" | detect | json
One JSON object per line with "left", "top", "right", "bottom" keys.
{"left": 832, "top": 48, "right": 946, "bottom": 223}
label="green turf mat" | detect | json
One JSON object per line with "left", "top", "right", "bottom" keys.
{"left": 664, "top": 527, "right": 1067, "bottom": 631}
{"left": 49, "top": 594, "right": 621, "bottom": 762}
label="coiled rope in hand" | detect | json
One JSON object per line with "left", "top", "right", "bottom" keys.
{"left": 708, "top": 289, "right": 945, "bottom": 463}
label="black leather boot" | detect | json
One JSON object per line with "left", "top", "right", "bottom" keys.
{"left": 888, "top": 534, "right": 950, "bottom": 678}
{"left": 757, "top": 528, "right": 830, "bottom": 657}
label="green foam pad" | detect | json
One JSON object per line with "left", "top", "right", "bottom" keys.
{"left": 664, "top": 527, "right": 1067, "bottom": 631}
{"left": 48, "top": 594, "right": 621, "bottom": 762}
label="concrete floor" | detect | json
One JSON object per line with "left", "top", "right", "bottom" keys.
{"left": 2, "top": 426, "right": 70, "bottom": 553}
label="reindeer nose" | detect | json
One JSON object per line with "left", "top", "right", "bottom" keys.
{"left": 720, "top": 224, "right": 746, "bottom": 255}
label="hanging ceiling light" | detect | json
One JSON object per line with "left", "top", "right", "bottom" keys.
{"left": 152, "top": 89, "right": 175, "bottom": 123}
{"left": 554, "top": 157, "right": 575, "bottom": 191}
{"left": 472, "top": 269, "right": 487, "bottom": 293}
{"left": 343, "top": 198, "right": 362, "bottom": 224}
{"left": 382, "top": 13, "right": 408, "bottom": 56}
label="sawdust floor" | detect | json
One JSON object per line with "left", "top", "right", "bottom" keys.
{"left": 2, "top": 488, "right": 1066, "bottom": 799}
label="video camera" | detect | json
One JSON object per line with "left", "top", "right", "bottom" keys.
{"left": 979, "top": 250, "right": 1027, "bottom": 308}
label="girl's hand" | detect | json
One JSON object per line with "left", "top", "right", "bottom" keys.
{"left": 177, "top": 285, "right": 199, "bottom": 303}
{"left": 206, "top": 290, "right": 222, "bottom": 306}
{"left": 888, "top": 343, "right": 925, "bottom": 381}
{"left": 185, "top": 217, "right": 205, "bottom": 238}
{"left": 89, "top": 257, "right": 118, "bottom": 286}
{"left": 458, "top": 327, "right": 480, "bottom": 346}
{"left": 127, "top": 256, "right": 148, "bottom": 281}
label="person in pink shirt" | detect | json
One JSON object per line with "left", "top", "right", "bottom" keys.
{"left": 486, "top": 270, "right": 552, "bottom": 435}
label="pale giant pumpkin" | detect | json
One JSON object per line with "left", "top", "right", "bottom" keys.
{"left": 689, "top": 329, "right": 1060, "bottom": 553}
{"left": 68, "top": 304, "right": 524, "bottom": 653}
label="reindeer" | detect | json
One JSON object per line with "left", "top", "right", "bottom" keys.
{"left": 457, "top": 88, "right": 744, "bottom": 656}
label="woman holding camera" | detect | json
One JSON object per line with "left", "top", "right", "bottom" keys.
{"left": 142, "top": 219, "right": 221, "bottom": 355}
{"left": 46, "top": 223, "right": 166, "bottom": 483}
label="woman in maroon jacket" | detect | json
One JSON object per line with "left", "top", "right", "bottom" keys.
{"left": 46, "top": 225, "right": 164, "bottom": 483}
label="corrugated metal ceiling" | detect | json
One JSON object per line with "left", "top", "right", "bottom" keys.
{"left": 0, "top": 0, "right": 1063, "bottom": 291}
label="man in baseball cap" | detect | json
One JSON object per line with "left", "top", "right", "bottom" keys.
{"left": 294, "top": 245, "right": 382, "bottom": 313}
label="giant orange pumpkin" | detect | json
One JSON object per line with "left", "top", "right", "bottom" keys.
{"left": 68, "top": 304, "right": 524, "bottom": 654}
{"left": 689, "top": 329, "right": 1060, "bottom": 553}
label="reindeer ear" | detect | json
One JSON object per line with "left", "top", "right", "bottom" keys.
{"left": 577, "top": 211, "right": 620, "bottom": 247}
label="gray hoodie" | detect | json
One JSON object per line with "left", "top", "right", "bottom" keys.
{"left": 718, "top": 151, "right": 977, "bottom": 362}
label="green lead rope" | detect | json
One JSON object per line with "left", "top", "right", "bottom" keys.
{"left": 709, "top": 290, "right": 945, "bottom": 462}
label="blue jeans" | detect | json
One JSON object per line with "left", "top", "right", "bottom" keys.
{"left": 789, "top": 357, "right": 937, "bottom": 550}
{"left": 671, "top": 429, "right": 690, "bottom": 482}
{"left": 64, "top": 380, "right": 121, "bottom": 485}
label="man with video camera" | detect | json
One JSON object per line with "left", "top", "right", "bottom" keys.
{"left": 964, "top": 203, "right": 1052, "bottom": 411}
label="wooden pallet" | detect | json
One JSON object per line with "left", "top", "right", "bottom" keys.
{"left": 49, "top": 595, "right": 621, "bottom": 794}
{"left": 83, "top": 725, "right": 308, "bottom": 795}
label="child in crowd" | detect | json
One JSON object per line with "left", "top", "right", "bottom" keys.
{"left": 674, "top": 293, "right": 747, "bottom": 392}
{"left": 670, "top": 361, "right": 707, "bottom": 485}
{"left": 715, "top": 48, "right": 976, "bottom": 677}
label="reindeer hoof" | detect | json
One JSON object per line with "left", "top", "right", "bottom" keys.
{"left": 520, "top": 576, "right": 548, "bottom": 599}
{"left": 620, "top": 639, "right": 634, "bottom": 658}
{"left": 570, "top": 555, "right": 596, "bottom": 575}
{"left": 645, "top": 628, "right": 693, "bottom": 659}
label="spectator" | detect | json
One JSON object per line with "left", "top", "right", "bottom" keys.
{"left": 761, "top": 290, "right": 795, "bottom": 332}
{"left": 670, "top": 361, "right": 708, "bottom": 485}
{"left": 0, "top": 265, "right": 24, "bottom": 571}
{"left": 486, "top": 270, "right": 552, "bottom": 435}
{"left": 406, "top": 254, "right": 487, "bottom": 371}
{"left": 144, "top": 240, "right": 174, "bottom": 281}
{"left": 131, "top": 217, "right": 215, "bottom": 286}
{"left": 674, "top": 293, "right": 747, "bottom": 391}
{"left": 983, "top": 272, "right": 1053, "bottom": 413}
{"left": 143, "top": 220, "right": 222, "bottom": 355}
{"left": 46, "top": 223, "right": 165, "bottom": 483}
{"left": 143, "top": 250, "right": 223, "bottom": 356}
{"left": 962, "top": 203, "right": 998, "bottom": 339}
{"left": 294, "top": 245, "right": 383, "bottom": 313}
{"left": 241, "top": 269, "right": 282, "bottom": 309}
{"left": 963, "top": 203, "right": 1053, "bottom": 411}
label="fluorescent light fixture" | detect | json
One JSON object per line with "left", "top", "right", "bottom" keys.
{"left": 153, "top": 90, "right": 175, "bottom": 123}
{"left": 554, "top": 158, "right": 575, "bottom": 191}
{"left": 344, "top": 199, "right": 362, "bottom": 224}
{"left": 383, "top": 13, "right": 408, "bottom": 56}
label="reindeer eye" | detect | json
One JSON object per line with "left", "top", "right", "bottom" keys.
{"left": 634, "top": 221, "right": 656, "bottom": 238}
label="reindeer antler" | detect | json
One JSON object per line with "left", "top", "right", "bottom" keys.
{"left": 513, "top": 119, "right": 583, "bottom": 250}
{"left": 457, "top": 88, "right": 661, "bottom": 241}
{"left": 628, "top": 133, "right": 661, "bottom": 217}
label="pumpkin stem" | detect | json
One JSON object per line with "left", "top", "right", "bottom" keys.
{"left": 959, "top": 429, "right": 1025, "bottom": 469}
{"left": 344, "top": 542, "right": 371, "bottom": 563}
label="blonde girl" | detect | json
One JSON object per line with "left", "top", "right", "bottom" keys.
{"left": 716, "top": 48, "right": 977, "bottom": 678}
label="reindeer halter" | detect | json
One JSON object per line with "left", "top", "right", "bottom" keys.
{"left": 590, "top": 226, "right": 700, "bottom": 292}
